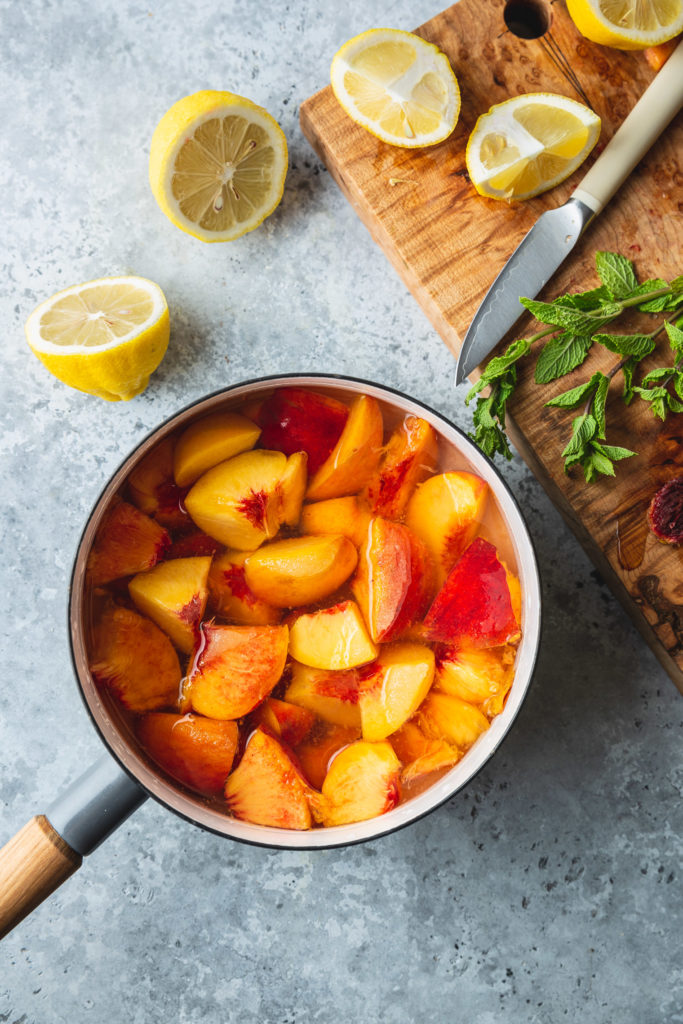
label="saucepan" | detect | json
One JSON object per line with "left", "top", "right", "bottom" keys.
{"left": 0, "top": 374, "right": 541, "bottom": 937}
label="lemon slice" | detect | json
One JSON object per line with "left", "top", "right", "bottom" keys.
{"left": 466, "top": 93, "right": 601, "bottom": 202}
{"left": 566, "top": 0, "right": 683, "bottom": 49}
{"left": 25, "top": 276, "right": 170, "bottom": 401}
{"left": 330, "top": 28, "right": 460, "bottom": 148}
{"left": 149, "top": 90, "right": 288, "bottom": 242}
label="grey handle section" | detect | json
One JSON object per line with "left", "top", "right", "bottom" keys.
{"left": 572, "top": 39, "right": 683, "bottom": 216}
{"left": 46, "top": 754, "right": 147, "bottom": 856}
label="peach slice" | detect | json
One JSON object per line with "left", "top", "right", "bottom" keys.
{"left": 423, "top": 538, "right": 521, "bottom": 648}
{"left": 285, "top": 660, "right": 361, "bottom": 729}
{"left": 128, "top": 437, "right": 189, "bottom": 530}
{"left": 352, "top": 518, "right": 433, "bottom": 643}
{"left": 294, "top": 721, "right": 360, "bottom": 790}
{"left": 306, "top": 395, "right": 384, "bottom": 502}
{"left": 244, "top": 534, "right": 358, "bottom": 608}
{"left": 189, "top": 623, "right": 288, "bottom": 719}
{"left": 362, "top": 415, "right": 438, "bottom": 520}
{"left": 138, "top": 713, "right": 238, "bottom": 795}
{"left": 90, "top": 603, "right": 181, "bottom": 712}
{"left": 300, "top": 495, "right": 372, "bottom": 549}
{"left": 435, "top": 644, "right": 515, "bottom": 716}
{"left": 251, "top": 697, "right": 316, "bottom": 747}
{"left": 278, "top": 451, "right": 308, "bottom": 527}
{"left": 224, "top": 727, "right": 312, "bottom": 829}
{"left": 168, "top": 529, "right": 220, "bottom": 559}
{"left": 87, "top": 499, "right": 170, "bottom": 586}
{"left": 358, "top": 642, "right": 435, "bottom": 741}
{"left": 406, "top": 471, "right": 488, "bottom": 581}
{"left": 312, "top": 741, "right": 400, "bottom": 827}
{"left": 419, "top": 692, "right": 490, "bottom": 750}
{"left": 173, "top": 411, "right": 261, "bottom": 487}
{"left": 128, "top": 556, "right": 212, "bottom": 655}
{"left": 257, "top": 387, "right": 349, "bottom": 474}
{"left": 390, "top": 721, "right": 460, "bottom": 783}
{"left": 208, "top": 550, "right": 281, "bottom": 626}
{"left": 185, "top": 449, "right": 286, "bottom": 549}
{"left": 288, "top": 600, "right": 378, "bottom": 670}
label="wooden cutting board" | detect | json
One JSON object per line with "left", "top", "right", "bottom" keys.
{"left": 300, "top": 0, "right": 683, "bottom": 692}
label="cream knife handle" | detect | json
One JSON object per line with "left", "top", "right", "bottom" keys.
{"left": 571, "top": 38, "right": 683, "bottom": 216}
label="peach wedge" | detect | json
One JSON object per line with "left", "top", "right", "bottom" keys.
{"left": 358, "top": 642, "right": 435, "bottom": 741}
{"left": 285, "top": 660, "right": 361, "bottom": 729}
{"left": 352, "top": 518, "right": 433, "bottom": 643}
{"left": 87, "top": 499, "right": 170, "bottom": 586}
{"left": 189, "top": 623, "right": 288, "bottom": 719}
{"left": 251, "top": 697, "right": 316, "bottom": 748}
{"left": 224, "top": 727, "right": 312, "bottom": 829}
{"left": 138, "top": 713, "right": 238, "bottom": 795}
{"left": 294, "top": 722, "right": 360, "bottom": 790}
{"left": 363, "top": 415, "right": 438, "bottom": 520}
{"left": 244, "top": 534, "right": 358, "bottom": 608}
{"left": 300, "top": 495, "right": 371, "bottom": 549}
{"left": 90, "top": 603, "right": 181, "bottom": 713}
{"left": 207, "top": 550, "right": 281, "bottom": 626}
{"left": 306, "top": 395, "right": 384, "bottom": 502}
{"left": 128, "top": 555, "right": 212, "bottom": 655}
{"left": 419, "top": 691, "right": 490, "bottom": 750}
{"left": 288, "top": 600, "right": 377, "bottom": 670}
{"left": 173, "top": 411, "right": 261, "bottom": 487}
{"left": 184, "top": 449, "right": 287, "bottom": 550}
{"left": 257, "top": 387, "right": 348, "bottom": 474}
{"left": 312, "top": 740, "right": 400, "bottom": 827}
{"left": 128, "top": 437, "right": 189, "bottom": 530}
{"left": 406, "top": 471, "right": 488, "bottom": 582}
{"left": 278, "top": 451, "right": 308, "bottom": 527}
{"left": 435, "top": 645, "right": 515, "bottom": 716}
{"left": 390, "top": 721, "right": 460, "bottom": 784}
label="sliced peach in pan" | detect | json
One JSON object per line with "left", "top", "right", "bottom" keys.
{"left": 390, "top": 721, "right": 460, "bottom": 783}
{"left": 128, "top": 555, "right": 212, "bottom": 655}
{"left": 138, "top": 713, "right": 238, "bottom": 795}
{"left": 90, "top": 603, "right": 181, "bottom": 712}
{"left": 173, "top": 411, "right": 261, "bottom": 487}
{"left": 288, "top": 600, "right": 377, "bottom": 670}
{"left": 185, "top": 449, "right": 286, "bottom": 549}
{"left": 278, "top": 451, "right": 308, "bottom": 527}
{"left": 189, "top": 623, "right": 288, "bottom": 719}
{"left": 362, "top": 415, "right": 438, "bottom": 520}
{"left": 208, "top": 550, "right": 281, "bottom": 626}
{"left": 435, "top": 644, "right": 515, "bottom": 715}
{"left": 358, "top": 642, "right": 435, "bottom": 741}
{"left": 128, "top": 437, "right": 190, "bottom": 530}
{"left": 300, "top": 495, "right": 372, "bottom": 549}
{"left": 224, "top": 728, "right": 312, "bottom": 829}
{"left": 352, "top": 518, "right": 433, "bottom": 643}
{"left": 423, "top": 538, "right": 521, "bottom": 648}
{"left": 251, "top": 697, "right": 316, "bottom": 747}
{"left": 257, "top": 387, "right": 349, "bottom": 474}
{"left": 87, "top": 499, "right": 170, "bottom": 586}
{"left": 285, "top": 660, "right": 361, "bottom": 729}
{"left": 419, "top": 691, "right": 490, "bottom": 750}
{"left": 244, "top": 534, "right": 358, "bottom": 608}
{"left": 306, "top": 395, "right": 384, "bottom": 502}
{"left": 406, "top": 471, "right": 488, "bottom": 582}
{"left": 311, "top": 740, "right": 400, "bottom": 827}
{"left": 167, "top": 529, "right": 220, "bottom": 559}
{"left": 294, "top": 721, "right": 360, "bottom": 790}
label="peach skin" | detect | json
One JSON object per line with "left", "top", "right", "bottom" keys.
{"left": 285, "top": 660, "right": 361, "bottom": 729}
{"left": 306, "top": 395, "right": 384, "bottom": 502}
{"left": 138, "top": 713, "right": 238, "bottom": 795}
{"left": 189, "top": 623, "right": 288, "bottom": 719}
{"left": 224, "top": 728, "right": 312, "bottom": 829}
{"left": 257, "top": 387, "right": 349, "bottom": 474}
{"left": 362, "top": 415, "right": 438, "bottom": 521}
{"left": 251, "top": 697, "right": 316, "bottom": 748}
{"left": 86, "top": 498, "right": 170, "bottom": 586}
{"left": 128, "top": 555, "right": 212, "bottom": 655}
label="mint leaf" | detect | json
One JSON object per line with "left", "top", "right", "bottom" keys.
{"left": 595, "top": 251, "right": 637, "bottom": 299}
{"left": 465, "top": 338, "right": 530, "bottom": 403}
{"left": 562, "top": 414, "right": 598, "bottom": 459}
{"left": 666, "top": 321, "right": 683, "bottom": 353}
{"left": 587, "top": 448, "right": 616, "bottom": 478}
{"left": 593, "top": 332, "right": 655, "bottom": 358}
{"left": 622, "top": 357, "right": 637, "bottom": 405}
{"left": 534, "top": 333, "right": 592, "bottom": 383}
{"left": 521, "top": 297, "right": 619, "bottom": 334}
{"left": 554, "top": 286, "right": 612, "bottom": 311}
{"left": 594, "top": 444, "right": 637, "bottom": 461}
{"left": 641, "top": 367, "right": 675, "bottom": 385}
{"left": 593, "top": 373, "right": 610, "bottom": 439}
{"left": 630, "top": 279, "right": 671, "bottom": 312}
{"left": 545, "top": 371, "right": 602, "bottom": 409}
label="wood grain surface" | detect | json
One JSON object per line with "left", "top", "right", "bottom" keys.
{"left": 300, "top": 0, "right": 683, "bottom": 691}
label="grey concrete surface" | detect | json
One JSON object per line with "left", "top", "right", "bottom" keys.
{"left": 1, "top": 1, "right": 681, "bottom": 1021}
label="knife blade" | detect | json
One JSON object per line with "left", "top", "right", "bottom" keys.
{"left": 454, "top": 38, "right": 683, "bottom": 386}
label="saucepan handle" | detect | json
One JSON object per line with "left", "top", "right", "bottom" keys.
{"left": 0, "top": 754, "right": 146, "bottom": 938}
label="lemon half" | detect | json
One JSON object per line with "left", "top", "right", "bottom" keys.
{"left": 25, "top": 276, "right": 170, "bottom": 401}
{"left": 466, "top": 93, "right": 601, "bottom": 202}
{"left": 149, "top": 90, "right": 288, "bottom": 242}
{"left": 331, "top": 28, "right": 460, "bottom": 148}
{"left": 566, "top": 0, "right": 683, "bottom": 49}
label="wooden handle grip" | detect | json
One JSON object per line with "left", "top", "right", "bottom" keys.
{"left": 0, "top": 815, "right": 82, "bottom": 939}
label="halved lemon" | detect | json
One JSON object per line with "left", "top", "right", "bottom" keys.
{"left": 149, "top": 90, "right": 288, "bottom": 242}
{"left": 566, "top": 0, "right": 683, "bottom": 49}
{"left": 466, "top": 93, "right": 601, "bottom": 202}
{"left": 25, "top": 276, "right": 170, "bottom": 401}
{"left": 330, "top": 28, "right": 460, "bottom": 148}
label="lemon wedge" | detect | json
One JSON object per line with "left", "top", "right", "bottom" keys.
{"left": 149, "top": 90, "right": 288, "bottom": 242}
{"left": 330, "top": 28, "right": 460, "bottom": 148}
{"left": 25, "top": 276, "right": 170, "bottom": 401}
{"left": 566, "top": 0, "right": 683, "bottom": 49}
{"left": 466, "top": 93, "right": 601, "bottom": 202}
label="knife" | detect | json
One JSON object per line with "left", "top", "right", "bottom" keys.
{"left": 455, "top": 38, "right": 683, "bottom": 386}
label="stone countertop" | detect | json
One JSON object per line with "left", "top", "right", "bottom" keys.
{"left": 1, "top": 1, "right": 680, "bottom": 1021}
